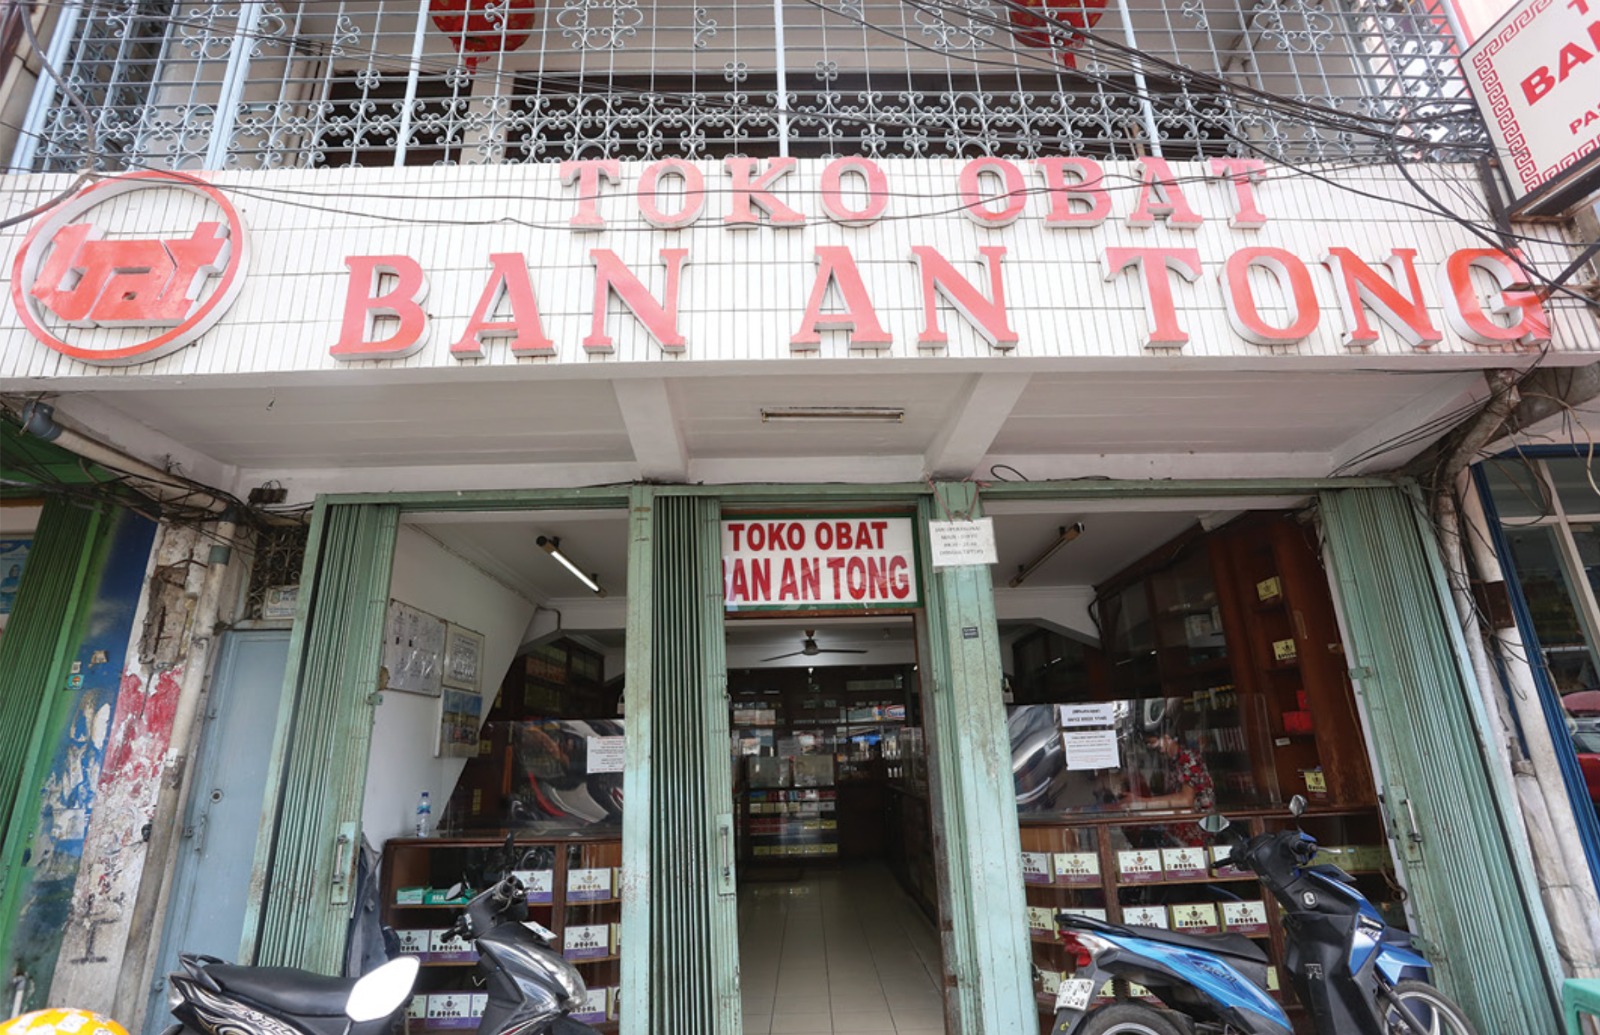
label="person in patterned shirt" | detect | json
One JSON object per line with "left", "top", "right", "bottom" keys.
{"left": 1137, "top": 730, "right": 1218, "bottom": 846}
{"left": 1139, "top": 731, "right": 1217, "bottom": 813}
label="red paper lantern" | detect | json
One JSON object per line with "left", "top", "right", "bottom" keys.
{"left": 1008, "top": 0, "right": 1106, "bottom": 69}
{"left": 431, "top": 0, "right": 540, "bottom": 67}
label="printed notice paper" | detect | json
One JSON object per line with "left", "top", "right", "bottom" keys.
{"left": 1057, "top": 703, "right": 1114, "bottom": 728}
{"left": 1063, "top": 729, "right": 1119, "bottom": 770}
{"left": 587, "top": 736, "right": 625, "bottom": 773}
{"left": 928, "top": 518, "right": 998, "bottom": 568}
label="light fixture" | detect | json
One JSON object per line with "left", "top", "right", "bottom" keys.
{"left": 536, "top": 536, "right": 606, "bottom": 597}
{"left": 760, "top": 406, "right": 905, "bottom": 423}
{"left": 1010, "top": 522, "right": 1086, "bottom": 588}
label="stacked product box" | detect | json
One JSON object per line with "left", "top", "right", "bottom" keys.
{"left": 512, "top": 868, "right": 555, "bottom": 904}
{"left": 571, "top": 988, "right": 610, "bottom": 1026}
{"left": 563, "top": 923, "right": 612, "bottom": 961}
{"left": 567, "top": 866, "right": 614, "bottom": 903}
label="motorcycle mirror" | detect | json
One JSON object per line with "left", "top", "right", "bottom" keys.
{"left": 1289, "top": 795, "right": 1308, "bottom": 818}
{"left": 345, "top": 956, "right": 420, "bottom": 1022}
{"left": 1198, "top": 813, "right": 1230, "bottom": 834}
{"left": 446, "top": 882, "right": 464, "bottom": 899}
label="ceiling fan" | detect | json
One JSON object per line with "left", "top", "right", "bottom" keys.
{"left": 760, "top": 629, "right": 869, "bottom": 663}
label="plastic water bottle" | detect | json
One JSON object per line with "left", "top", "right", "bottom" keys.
{"left": 415, "top": 791, "right": 432, "bottom": 838}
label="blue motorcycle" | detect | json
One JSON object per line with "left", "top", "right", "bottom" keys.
{"left": 1049, "top": 796, "right": 1479, "bottom": 1035}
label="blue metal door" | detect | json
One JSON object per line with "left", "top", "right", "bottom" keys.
{"left": 142, "top": 629, "right": 291, "bottom": 1035}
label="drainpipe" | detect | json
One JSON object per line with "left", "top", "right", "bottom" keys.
{"left": 18, "top": 401, "right": 232, "bottom": 514}
{"left": 111, "top": 514, "right": 238, "bottom": 1030}
{"left": 1457, "top": 472, "right": 1600, "bottom": 976}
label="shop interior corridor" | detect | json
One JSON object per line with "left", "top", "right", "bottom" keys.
{"left": 738, "top": 864, "right": 947, "bottom": 1035}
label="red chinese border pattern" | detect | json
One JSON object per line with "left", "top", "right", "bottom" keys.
{"left": 1469, "top": 0, "right": 1599, "bottom": 196}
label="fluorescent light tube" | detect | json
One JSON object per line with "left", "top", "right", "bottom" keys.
{"left": 1009, "top": 523, "right": 1086, "bottom": 588}
{"left": 760, "top": 406, "right": 905, "bottom": 423}
{"left": 536, "top": 536, "right": 606, "bottom": 596}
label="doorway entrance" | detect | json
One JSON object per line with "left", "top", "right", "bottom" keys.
{"left": 727, "top": 616, "right": 949, "bottom": 1035}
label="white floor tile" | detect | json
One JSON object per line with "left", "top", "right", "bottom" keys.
{"left": 739, "top": 863, "right": 946, "bottom": 1035}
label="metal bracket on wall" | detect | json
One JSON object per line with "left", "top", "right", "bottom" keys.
{"left": 330, "top": 821, "right": 357, "bottom": 906}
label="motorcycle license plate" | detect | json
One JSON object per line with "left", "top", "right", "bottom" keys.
{"left": 1054, "top": 978, "right": 1094, "bottom": 1012}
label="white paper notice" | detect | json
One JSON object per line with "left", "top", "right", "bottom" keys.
{"left": 1063, "top": 729, "right": 1119, "bottom": 771}
{"left": 928, "top": 519, "right": 998, "bottom": 568}
{"left": 587, "top": 736, "right": 626, "bottom": 773}
{"left": 1057, "top": 703, "right": 1115, "bottom": 728}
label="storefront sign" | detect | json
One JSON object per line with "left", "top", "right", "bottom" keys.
{"left": 722, "top": 517, "right": 919, "bottom": 611}
{"left": 1463, "top": 0, "right": 1600, "bottom": 208}
{"left": 4, "top": 160, "right": 1588, "bottom": 380}
{"left": 10, "top": 171, "right": 248, "bottom": 366}
{"left": 928, "top": 518, "right": 998, "bottom": 568}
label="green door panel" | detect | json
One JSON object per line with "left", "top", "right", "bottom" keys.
{"left": 1320, "top": 485, "right": 1561, "bottom": 1034}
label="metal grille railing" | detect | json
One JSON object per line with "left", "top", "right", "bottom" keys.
{"left": 12, "top": 0, "right": 1486, "bottom": 172}
{"left": 244, "top": 521, "right": 309, "bottom": 621}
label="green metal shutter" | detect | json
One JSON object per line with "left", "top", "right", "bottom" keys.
{"left": 619, "top": 492, "right": 739, "bottom": 1035}
{"left": 0, "top": 497, "right": 108, "bottom": 960}
{"left": 1320, "top": 485, "right": 1562, "bottom": 1033}
{"left": 918, "top": 486, "right": 1035, "bottom": 1035}
{"left": 251, "top": 502, "right": 399, "bottom": 970}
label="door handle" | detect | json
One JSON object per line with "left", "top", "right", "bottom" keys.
{"left": 716, "top": 813, "right": 736, "bottom": 896}
{"left": 330, "top": 821, "right": 358, "bottom": 906}
{"left": 1403, "top": 798, "right": 1423, "bottom": 845}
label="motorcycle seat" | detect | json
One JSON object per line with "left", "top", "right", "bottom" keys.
{"left": 1105, "top": 924, "right": 1269, "bottom": 964}
{"left": 203, "top": 964, "right": 359, "bottom": 1017}
{"left": 1063, "top": 913, "right": 1269, "bottom": 963}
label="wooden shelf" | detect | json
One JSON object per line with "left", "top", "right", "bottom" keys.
{"left": 1113, "top": 874, "right": 1261, "bottom": 888}
{"left": 383, "top": 834, "right": 624, "bottom": 1030}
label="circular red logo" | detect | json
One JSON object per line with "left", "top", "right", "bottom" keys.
{"left": 11, "top": 171, "right": 249, "bottom": 366}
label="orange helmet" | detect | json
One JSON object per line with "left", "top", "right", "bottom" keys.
{"left": 2, "top": 1010, "right": 129, "bottom": 1035}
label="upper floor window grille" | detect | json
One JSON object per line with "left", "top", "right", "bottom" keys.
{"left": 12, "top": 0, "right": 1485, "bottom": 173}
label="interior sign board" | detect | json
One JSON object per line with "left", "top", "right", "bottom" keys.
{"left": 929, "top": 518, "right": 998, "bottom": 568}
{"left": 1464, "top": 0, "right": 1600, "bottom": 210}
{"left": 723, "top": 516, "right": 919, "bottom": 610}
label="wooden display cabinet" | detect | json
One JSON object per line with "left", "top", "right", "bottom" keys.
{"left": 1095, "top": 513, "right": 1375, "bottom": 810}
{"left": 382, "top": 834, "right": 623, "bottom": 1033}
{"left": 1021, "top": 809, "right": 1399, "bottom": 1034}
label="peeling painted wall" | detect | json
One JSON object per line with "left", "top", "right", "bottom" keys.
{"left": 7, "top": 508, "right": 155, "bottom": 1007}
{"left": 46, "top": 522, "right": 207, "bottom": 1014}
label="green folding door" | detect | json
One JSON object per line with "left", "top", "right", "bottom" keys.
{"left": 1320, "top": 485, "right": 1561, "bottom": 1034}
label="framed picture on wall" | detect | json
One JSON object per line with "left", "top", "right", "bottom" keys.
{"left": 442, "top": 623, "right": 485, "bottom": 692}
{"left": 438, "top": 687, "right": 483, "bottom": 758}
{"left": 382, "top": 601, "right": 445, "bottom": 696}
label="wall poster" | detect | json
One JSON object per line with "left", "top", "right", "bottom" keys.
{"left": 382, "top": 600, "right": 445, "bottom": 696}
{"left": 0, "top": 538, "right": 31, "bottom": 614}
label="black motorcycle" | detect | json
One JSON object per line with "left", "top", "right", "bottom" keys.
{"left": 165, "top": 837, "right": 602, "bottom": 1035}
